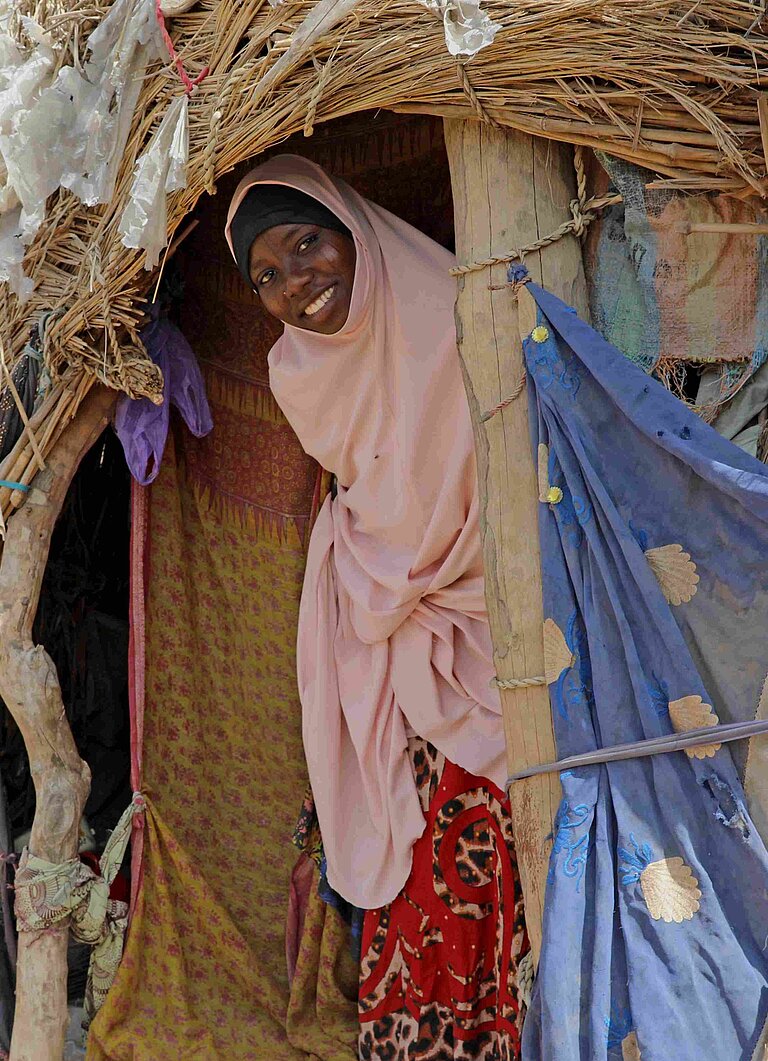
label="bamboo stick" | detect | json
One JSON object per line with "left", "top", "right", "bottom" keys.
{"left": 757, "top": 93, "right": 768, "bottom": 176}
{"left": 683, "top": 221, "right": 768, "bottom": 234}
{"left": 0, "top": 381, "right": 69, "bottom": 517}
{"left": 390, "top": 102, "right": 735, "bottom": 180}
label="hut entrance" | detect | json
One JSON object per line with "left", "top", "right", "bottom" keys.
{"left": 4, "top": 110, "right": 461, "bottom": 1060}
{"left": 93, "top": 109, "right": 456, "bottom": 1060}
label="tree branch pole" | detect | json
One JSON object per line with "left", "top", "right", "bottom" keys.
{"left": 0, "top": 385, "right": 116, "bottom": 1061}
{"left": 444, "top": 119, "right": 590, "bottom": 962}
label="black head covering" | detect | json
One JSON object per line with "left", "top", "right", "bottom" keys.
{"left": 229, "top": 183, "right": 352, "bottom": 287}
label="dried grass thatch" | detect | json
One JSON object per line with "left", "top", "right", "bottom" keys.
{"left": 2, "top": 0, "right": 768, "bottom": 520}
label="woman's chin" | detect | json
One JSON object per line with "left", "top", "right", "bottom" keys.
{"left": 308, "top": 316, "right": 347, "bottom": 335}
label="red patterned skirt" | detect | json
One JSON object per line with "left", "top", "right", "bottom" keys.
{"left": 358, "top": 738, "right": 529, "bottom": 1060}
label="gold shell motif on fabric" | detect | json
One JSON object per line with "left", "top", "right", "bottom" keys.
{"left": 639, "top": 856, "right": 701, "bottom": 923}
{"left": 543, "top": 618, "right": 574, "bottom": 684}
{"left": 645, "top": 543, "right": 699, "bottom": 605}
{"left": 668, "top": 695, "right": 721, "bottom": 758}
{"left": 622, "top": 1031, "right": 642, "bottom": 1061}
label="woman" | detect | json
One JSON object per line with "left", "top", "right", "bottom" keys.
{"left": 225, "top": 155, "right": 529, "bottom": 1058}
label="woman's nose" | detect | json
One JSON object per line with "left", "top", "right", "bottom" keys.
{"left": 284, "top": 267, "right": 313, "bottom": 296}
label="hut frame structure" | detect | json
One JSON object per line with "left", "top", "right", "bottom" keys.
{"left": 2, "top": 1, "right": 768, "bottom": 1056}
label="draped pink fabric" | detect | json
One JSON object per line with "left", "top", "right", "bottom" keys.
{"left": 225, "top": 155, "right": 505, "bottom": 908}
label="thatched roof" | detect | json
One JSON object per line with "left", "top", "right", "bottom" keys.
{"left": 1, "top": 0, "right": 767, "bottom": 522}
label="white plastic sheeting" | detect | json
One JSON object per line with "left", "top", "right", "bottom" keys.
{"left": 0, "top": 16, "right": 58, "bottom": 298}
{"left": 0, "top": 0, "right": 167, "bottom": 299}
{"left": 0, "top": 207, "right": 33, "bottom": 301}
{"left": 420, "top": 0, "right": 500, "bottom": 57}
{"left": 119, "top": 93, "right": 189, "bottom": 270}
{"left": 0, "top": 0, "right": 501, "bottom": 301}
{"left": 59, "top": 0, "right": 164, "bottom": 207}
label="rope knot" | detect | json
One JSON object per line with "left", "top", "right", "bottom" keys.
{"left": 507, "top": 263, "right": 530, "bottom": 285}
{"left": 155, "top": 1, "right": 209, "bottom": 95}
{"left": 568, "top": 197, "right": 589, "bottom": 236}
{"left": 569, "top": 197, "right": 591, "bottom": 237}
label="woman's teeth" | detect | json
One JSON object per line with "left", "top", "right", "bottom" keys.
{"left": 304, "top": 286, "right": 335, "bottom": 317}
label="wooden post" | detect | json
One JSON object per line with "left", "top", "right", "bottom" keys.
{"left": 444, "top": 119, "right": 589, "bottom": 961}
{"left": 0, "top": 385, "right": 115, "bottom": 1061}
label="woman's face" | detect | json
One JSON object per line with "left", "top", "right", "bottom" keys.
{"left": 248, "top": 223, "right": 356, "bottom": 335}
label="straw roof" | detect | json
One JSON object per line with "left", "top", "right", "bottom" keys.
{"left": 1, "top": 0, "right": 768, "bottom": 521}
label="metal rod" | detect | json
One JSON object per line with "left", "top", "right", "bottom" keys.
{"left": 506, "top": 717, "right": 768, "bottom": 787}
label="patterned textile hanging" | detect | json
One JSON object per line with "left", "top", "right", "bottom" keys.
{"left": 509, "top": 265, "right": 768, "bottom": 1060}
{"left": 358, "top": 739, "right": 528, "bottom": 1060}
{"left": 14, "top": 795, "right": 144, "bottom": 1028}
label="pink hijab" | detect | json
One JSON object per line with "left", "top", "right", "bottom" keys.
{"left": 225, "top": 155, "right": 505, "bottom": 908}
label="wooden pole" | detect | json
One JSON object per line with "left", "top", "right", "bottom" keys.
{"left": 444, "top": 119, "right": 590, "bottom": 962}
{"left": 0, "top": 385, "right": 116, "bottom": 1061}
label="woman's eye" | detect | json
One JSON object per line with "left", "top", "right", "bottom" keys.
{"left": 258, "top": 269, "right": 275, "bottom": 286}
{"left": 298, "top": 233, "right": 319, "bottom": 253}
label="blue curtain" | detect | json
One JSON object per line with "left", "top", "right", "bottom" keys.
{"left": 516, "top": 269, "right": 768, "bottom": 1060}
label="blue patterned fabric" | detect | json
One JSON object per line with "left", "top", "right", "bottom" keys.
{"left": 514, "top": 266, "right": 768, "bottom": 1060}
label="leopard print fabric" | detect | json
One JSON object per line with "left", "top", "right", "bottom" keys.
{"left": 358, "top": 742, "right": 529, "bottom": 1059}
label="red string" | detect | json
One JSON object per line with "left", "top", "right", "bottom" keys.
{"left": 155, "top": 1, "right": 209, "bottom": 95}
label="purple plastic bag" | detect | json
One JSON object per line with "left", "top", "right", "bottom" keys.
{"left": 115, "top": 312, "right": 213, "bottom": 485}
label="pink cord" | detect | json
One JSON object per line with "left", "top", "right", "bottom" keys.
{"left": 155, "top": 1, "right": 209, "bottom": 95}
{"left": 480, "top": 370, "right": 528, "bottom": 423}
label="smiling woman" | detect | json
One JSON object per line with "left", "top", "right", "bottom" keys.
{"left": 249, "top": 224, "right": 356, "bottom": 334}
{"left": 227, "top": 180, "right": 357, "bottom": 335}
{"left": 224, "top": 154, "right": 529, "bottom": 1059}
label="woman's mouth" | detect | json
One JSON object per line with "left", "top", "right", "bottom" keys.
{"left": 303, "top": 284, "right": 336, "bottom": 318}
